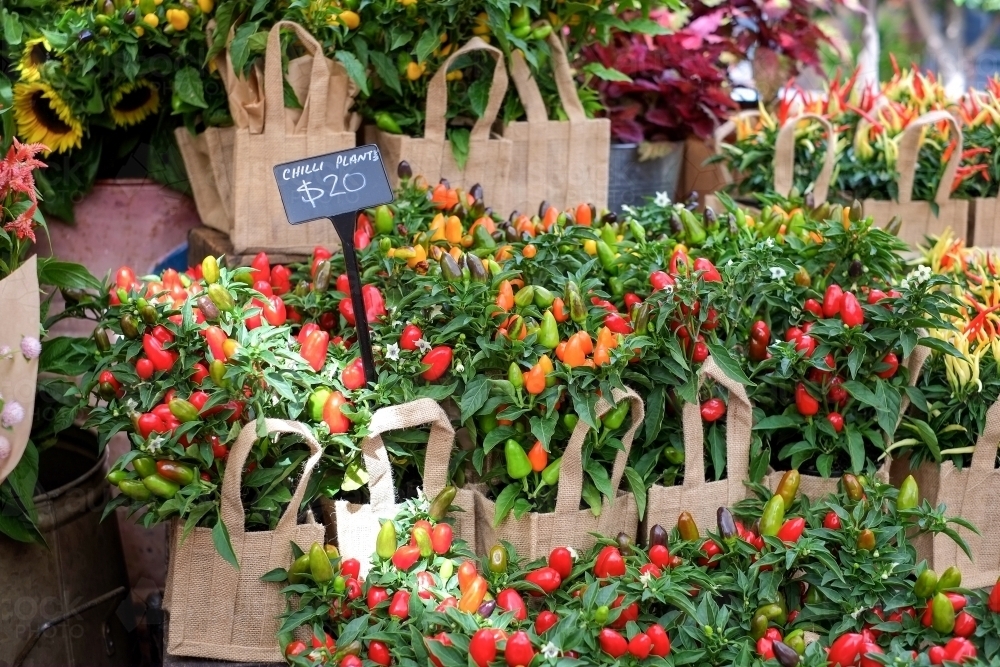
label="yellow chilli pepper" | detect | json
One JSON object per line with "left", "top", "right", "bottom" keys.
{"left": 338, "top": 10, "right": 360, "bottom": 29}
{"left": 197, "top": 0, "right": 214, "bottom": 12}
{"left": 166, "top": 8, "right": 189, "bottom": 30}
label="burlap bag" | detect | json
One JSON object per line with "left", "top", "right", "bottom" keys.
{"left": 644, "top": 356, "right": 752, "bottom": 535}
{"left": 165, "top": 419, "right": 325, "bottom": 662}
{"left": 502, "top": 33, "right": 609, "bottom": 216}
{"left": 231, "top": 21, "right": 358, "bottom": 254}
{"left": 767, "top": 343, "right": 931, "bottom": 500}
{"left": 922, "top": 398, "right": 1000, "bottom": 589}
{"left": 861, "top": 110, "right": 968, "bottom": 250}
{"left": 468, "top": 387, "right": 643, "bottom": 560}
{"left": 972, "top": 197, "right": 1000, "bottom": 249}
{"left": 332, "top": 398, "right": 474, "bottom": 577}
{"left": 705, "top": 112, "right": 836, "bottom": 215}
{"left": 0, "top": 256, "right": 39, "bottom": 484}
{"left": 365, "top": 37, "right": 512, "bottom": 198}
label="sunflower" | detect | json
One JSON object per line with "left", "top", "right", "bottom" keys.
{"left": 16, "top": 37, "right": 52, "bottom": 83}
{"left": 13, "top": 82, "right": 83, "bottom": 154}
{"left": 108, "top": 80, "right": 160, "bottom": 127}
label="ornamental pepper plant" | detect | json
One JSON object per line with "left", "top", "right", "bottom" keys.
{"left": 272, "top": 473, "right": 1000, "bottom": 667}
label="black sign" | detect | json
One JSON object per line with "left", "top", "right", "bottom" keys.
{"left": 272, "top": 144, "right": 394, "bottom": 224}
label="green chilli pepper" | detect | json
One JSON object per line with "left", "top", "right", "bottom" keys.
{"left": 759, "top": 495, "right": 786, "bottom": 537}
{"left": 94, "top": 327, "right": 111, "bottom": 353}
{"left": 533, "top": 286, "right": 555, "bottom": 308}
{"left": 287, "top": 553, "right": 311, "bottom": 584}
{"left": 376, "top": 520, "right": 397, "bottom": 560}
{"left": 207, "top": 284, "right": 235, "bottom": 312}
{"left": 142, "top": 474, "right": 179, "bottom": 499}
{"left": 488, "top": 544, "right": 508, "bottom": 573}
{"left": 897, "top": 475, "right": 919, "bottom": 511}
{"left": 308, "top": 388, "right": 333, "bottom": 423}
{"left": 914, "top": 569, "right": 938, "bottom": 598}
{"left": 935, "top": 566, "right": 962, "bottom": 593}
{"left": 931, "top": 592, "right": 956, "bottom": 633}
{"left": 310, "top": 543, "right": 334, "bottom": 582}
{"left": 118, "top": 479, "right": 151, "bottom": 501}
{"left": 505, "top": 440, "right": 531, "bottom": 480}
{"left": 856, "top": 528, "right": 876, "bottom": 551}
{"left": 514, "top": 285, "right": 535, "bottom": 308}
{"left": 429, "top": 486, "right": 457, "bottom": 521}
{"left": 750, "top": 613, "right": 769, "bottom": 640}
{"left": 841, "top": 473, "right": 864, "bottom": 502}
{"left": 541, "top": 458, "right": 561, "bottom": 486}
{"left": 602, "top": 401, "right": 630, "bottom": 431}
{"left": 508, "top": 363, "right": 524, "bottom": 389}
{"left": 596, "top": 240, "right": 619, "bottom": 275}
{"left": 120, "top": 315, "right": 140, "bottom": 339}
{"left": 132, "top": 456, "right": 157, "bottom": 478}
{"left": 538, "top": 311, "right": 559, "bottom": 349}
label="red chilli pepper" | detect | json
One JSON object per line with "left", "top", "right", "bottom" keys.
{"left": 599, "top": 629, "right": 628, "bottom": 658}
{"left": 594, "top": 546, "right": 626, "bottom": 578}
{"left": 840, "top": 292, "right": 864, "bottom": 327}
{"left": 421, "top": 346, "right": 453, "bottom": 381}
{"left": 143, "top": 334, "right": 177, "bottom": 372}
{"left": 795, "top": 383, "right": 819, "bottom": 417}
{"left": 524, "top": 567, "right": 562, "bottom": 596}
{"left": 700, "top": 398, "right": 726, "bottom": 422}
{"left": 776, "top": 517, "right": 805, "bottom": 543}
{"left": 301, "top": 329, "right": 330, "bottom": 372}
{"left": 823, "top": 284, "right": 844, "bottom": 318}
{"left": 389, "top": 590, "right": 410, "bottom": 619}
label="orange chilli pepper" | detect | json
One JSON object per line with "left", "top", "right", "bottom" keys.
{"left": 445, "top": 216, "right": 464, "bottom": 244}
{"left": 497, "top": 280, "right": 514, "bottom": 312}
{"left": 495, "top": 245, "right": 513, "bottom": 262}
{"left": 458, "top": 575, "right": 488, "bottom": 613}
{"left": 541, "top": 206, "right": 559, "bottom": 231}
{"left": 523, "top": 244, "right": 537, "bottom": 259}
{"left": 555, "top": 340, "right": 567, "bottom": 361}
{"left": 528, "top": 440, "right": 548, "bottom": 472}
{"left": 593, "top": 345, "right": 611, "bottom": 366}
{"left": 469, "top": 216, "right": 496, "bottom": 235}
{"left": 575, "top": 203, "right": 593, "bottom": 226}
{"left": 524, "top": 364, "right": 546, "bottom": 394}
{"left": 597, "top": 326, "right": 618, "bottom": 350}
{"left": 458, "top": 560, "right": 478, "bottom": 593}
{"left": 563, "top": 336, "right": 587, "bottom": 367}
{"left": 538, "top": 354, "right": 554, "bottom": 375}
{"left": 573, "top": 331, "right": 594, "bottom": 355}
{"left": 551, "top": 298, "right": 569, "bottom": 323}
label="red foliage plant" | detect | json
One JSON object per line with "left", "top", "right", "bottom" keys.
{"left": 580, "top": 11, "right": 736, "bottom": 144}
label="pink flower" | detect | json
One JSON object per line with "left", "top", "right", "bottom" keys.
{"left": 0, "top": 436, "right": 10, "bottom": 460}
{"left": 1, "top": 401, "right": 25, "bottom": 427}
{"left": 20, "top": 336, "right": 41, "bottom": 360}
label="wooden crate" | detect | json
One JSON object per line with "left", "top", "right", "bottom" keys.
{"left": 187, "top": 226, "right": 312, "bottom": 268}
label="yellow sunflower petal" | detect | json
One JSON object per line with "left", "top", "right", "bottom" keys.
{"left": 12, "top": 81, "right": 83, "bottom": 154}
{"left": 108, "top": 79, "right": 160, "bottom": 127}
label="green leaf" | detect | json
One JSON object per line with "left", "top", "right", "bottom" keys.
{"left": 493, "top": 483, "right": 520, "bottom": 526}
{"left": 845, "top": 427, "right": 864, "bottom": 473}
{"left": 706, "top": 342, "right": 755, "bottom": 386}
{"left": 582, "top": 62, "right": 632, "bottom": 83}
{"left": 643, "top": 386, "right": 665, "bottom": 446}
{"left": 449, "top": 128, "right": 471, "bottom": 171}
{"left": 2, "top": 11, "right": 24, "bottom": 46}
{"left": 468, "top": 77, "right": 491, "bottom": 118}
{"left": 36, "top": 259, "right": 101, "bottom": 290}
{"left": 336, "top": 51, "right": 369, "bottom": 96}
{"left": 753, "top": 415, "right": 799, "bottom": 430}
{"left": 415, "top": 30, "right": 440, "bottom": 65}
{"left": 624, "top": 467, "right": 647, "bottom": 519}
{"left": 459, "top": 376, "right": 489, "bottom": 423}
{"left": 917, "top": 336, "right": 963, "bottom": 358}
{"left": 904, "top": 418, "right": 941, "bottom": 462}
{"left": 529, "top": 414, "right": 556, "bottom": 450}
{"left": 260, "top": 567, "right": 287, "bottom": 582}
{"left": 369, "top": 51, "right": 402, "bottom": 96}
{"left": 212, "top": 520, "right": 239, "bottom": 569}
{"left": 843, "top": 381, "right": 879, "bottom": 408}
{"left": 174, "top": 67, "right": 208, "bottom": 109}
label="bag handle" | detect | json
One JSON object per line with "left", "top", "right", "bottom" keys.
{"left": 711, "top": 110, "right": 761, "bottom": 187}
{"left": 967, "top": 399, "right": 1000, "bottom": 480}
{"left": 425, "top": 36, "right": 508, "bottom": 143}
{"left": 363, "top": 398, "right": 456, "bottom": 515}
{"left": 220, "top": 419, "right": 324, "bottom": 542}
{"left": 508, "top": 34, "right": 586, "bottom": 124}
{"left": 681, "top": 356, "right": 753, "bottom": 487}
{"left": 773, "top": 113, "right": 837, "bottom": 203}
{"left": 263, "top": 21, "right": 331, "bottom": 135}
{"left": 377, "top": 399, "right": 454, "bottom": 499}
{"left": 558, "top": 387, "right": 644, "bottom": 515}
{"left": 896, "top": 110, "right": 962, "bottom": 206}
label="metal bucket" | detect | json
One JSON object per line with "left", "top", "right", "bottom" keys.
{"left": 607, "top": 142, "right": 685, "bottom": 214}
{"left": 0, "top": 430, "right": 134, "bottom": 667}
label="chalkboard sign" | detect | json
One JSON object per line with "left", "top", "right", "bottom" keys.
{"left": 272, "top": 144, "right": 394, "bottom": 224}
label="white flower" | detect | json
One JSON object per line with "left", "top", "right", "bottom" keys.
{"left": 0, "top": 435, "right": 10, "bottom": 460}
{"left": 661, "top": 284, "right": 674, "bottom": 295}
{"left": 567, "top": 547, "right": 578, "bottom": 560}
{"left": 385, "top": 343, "right": 400, "bottom": 361}
{"left": 621, "top": 205, "right": 637, "bottom": 216}
{"left": 541, "top": 642, "right": 560, "bottom": 660}
{"left": 455, "top": 363, "right": 465, "bottom": 373}
{"left": 1, "top": 401, "right": 25, "bottom": 427}
{"left": 145, "top": 435, "right": 167, "bottom": 454}
{"left": 654, "top": 191, "right": 671, "bottom": 207}
{"left": 20, "top": 336, "right": 41, "bottom": 360}
{"left": 769, "top": 266, "right": 787, "bottom": 280}
{"left": 765, "top": 237, "right": 775, "bottom": 248}
{"left": 639, "top": 571, "right": 654, "bottom": 588}
{"left": 726, "top": 259, "right": 734, "bottom": 267}
{"left": 900, "top": 279, "right": 909, "bottom": 290}
{"left": 0, "top": 346, "right": 11, "bottom": 359}
{"left": 392, "top": 321, "right": 403, "bottom": 329}
{"left": 415, "top": 338, "right": 433, "bottom": 353}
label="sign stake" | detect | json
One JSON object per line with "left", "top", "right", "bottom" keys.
{"left": 330, "top": 211, "right": 377, "bottom": 384}
{"left": 272, "top": 144, "right": 394, "bottom": 387}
